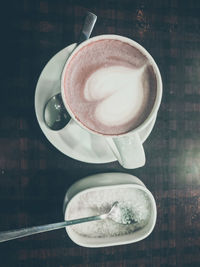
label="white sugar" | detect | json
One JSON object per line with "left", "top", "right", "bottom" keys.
{"left": 65, "top": 187, "right": 151, "bottom": 238}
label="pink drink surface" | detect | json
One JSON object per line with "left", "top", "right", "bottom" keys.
{"left": 63, "top": 39, "right": 157, "bottom": 135}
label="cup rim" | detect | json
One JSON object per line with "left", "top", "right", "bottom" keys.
{"left": 61, "top": 34, "right": 163, "bottom": 137}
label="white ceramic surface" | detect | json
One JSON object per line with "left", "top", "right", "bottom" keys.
{"left": 60, "top": 35, "right": 162, "bottom": 169}
{"left": 35, "top": 44, "right": 157, "bottom": 164}
{"left": 63, "top": 172, "right": 157, "bottom": 248}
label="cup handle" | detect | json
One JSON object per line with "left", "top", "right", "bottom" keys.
{"left": 105, "top": 133, "right": 146, "bottom": 169}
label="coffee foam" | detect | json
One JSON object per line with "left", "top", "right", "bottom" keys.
{"left": 84, "top": 65, "right": 146, "bottom": 127}
{"left": 63, "top": 39, "right": 157, "bottom": 135}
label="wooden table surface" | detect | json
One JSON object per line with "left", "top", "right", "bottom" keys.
{"left": 1, "top": 0, "right": 200, "bottom": 266}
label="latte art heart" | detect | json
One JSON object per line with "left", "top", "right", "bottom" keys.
{"left": 84, "top": 66, "right": 146, "bottom": 126}
{"left": 63, "top": 38, "right": 157, "bottom": 135}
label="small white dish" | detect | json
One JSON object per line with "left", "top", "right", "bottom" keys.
{"left": 35, "top": 44, "right": 156, "bottom": 164}
{"left": 63, "top": 172, "right": 157, "bottom": 247}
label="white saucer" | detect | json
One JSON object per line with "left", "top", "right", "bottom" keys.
{"left": 34, "top": 44, "right": 156, "bottom": 164}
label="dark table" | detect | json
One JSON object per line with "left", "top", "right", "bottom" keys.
{"left": 1, "top": 0, "right": 200, "bottom": 266}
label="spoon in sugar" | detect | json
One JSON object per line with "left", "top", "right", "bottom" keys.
{"left": 43, "top": 11, "right": 97, "bottom": 130}
{"left": 0, "top": 202, "right": 136, "bottom": 243}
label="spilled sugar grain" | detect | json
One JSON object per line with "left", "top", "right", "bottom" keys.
{"left": 66, "top": 187, "right": 151, "bottom": 238}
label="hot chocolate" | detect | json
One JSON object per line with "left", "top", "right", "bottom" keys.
{"left": 63, "top": 39, "right": 157, "bottom": 135}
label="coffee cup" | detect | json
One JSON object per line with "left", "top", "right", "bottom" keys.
{"left": 60, "top": 34, "right": 162, "bottom": 169}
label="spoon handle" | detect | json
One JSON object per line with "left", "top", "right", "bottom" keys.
{"left": 0, "top": 214, "right": 107, "bottom": 243}
{"left": 78, "top": 11, "right": 97, "bottom": 44}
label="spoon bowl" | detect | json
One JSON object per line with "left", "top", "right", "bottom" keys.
{"left": 108, "top": 201, "right": 137, "bottom": 224}
{"left": 43, "top": 93, "right": 71, "bottom": 130}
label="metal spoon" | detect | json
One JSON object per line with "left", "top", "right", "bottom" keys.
{"left": 43, "top": 11, "right": 97, "bottom": 130}
{"left": 0, "top": 202, "right": 136, "bottom": 243}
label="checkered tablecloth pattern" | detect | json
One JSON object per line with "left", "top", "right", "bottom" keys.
{"left": 1, "top": 0, "right": 200, "bottom": 266}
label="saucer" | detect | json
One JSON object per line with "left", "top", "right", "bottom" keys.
{"left": 34, "top": 44, "right": 156, "bottom": 164}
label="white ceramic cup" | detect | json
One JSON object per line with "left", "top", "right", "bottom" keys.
{"left": 61, "top": 35, "right": 162, "bottom": 169}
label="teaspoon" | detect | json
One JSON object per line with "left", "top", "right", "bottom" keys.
{"left": 0, "top": 202, "right": 136, "bottom": 243}
{"left": 43, "top": 11, "right": 97, "bottom": 130}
